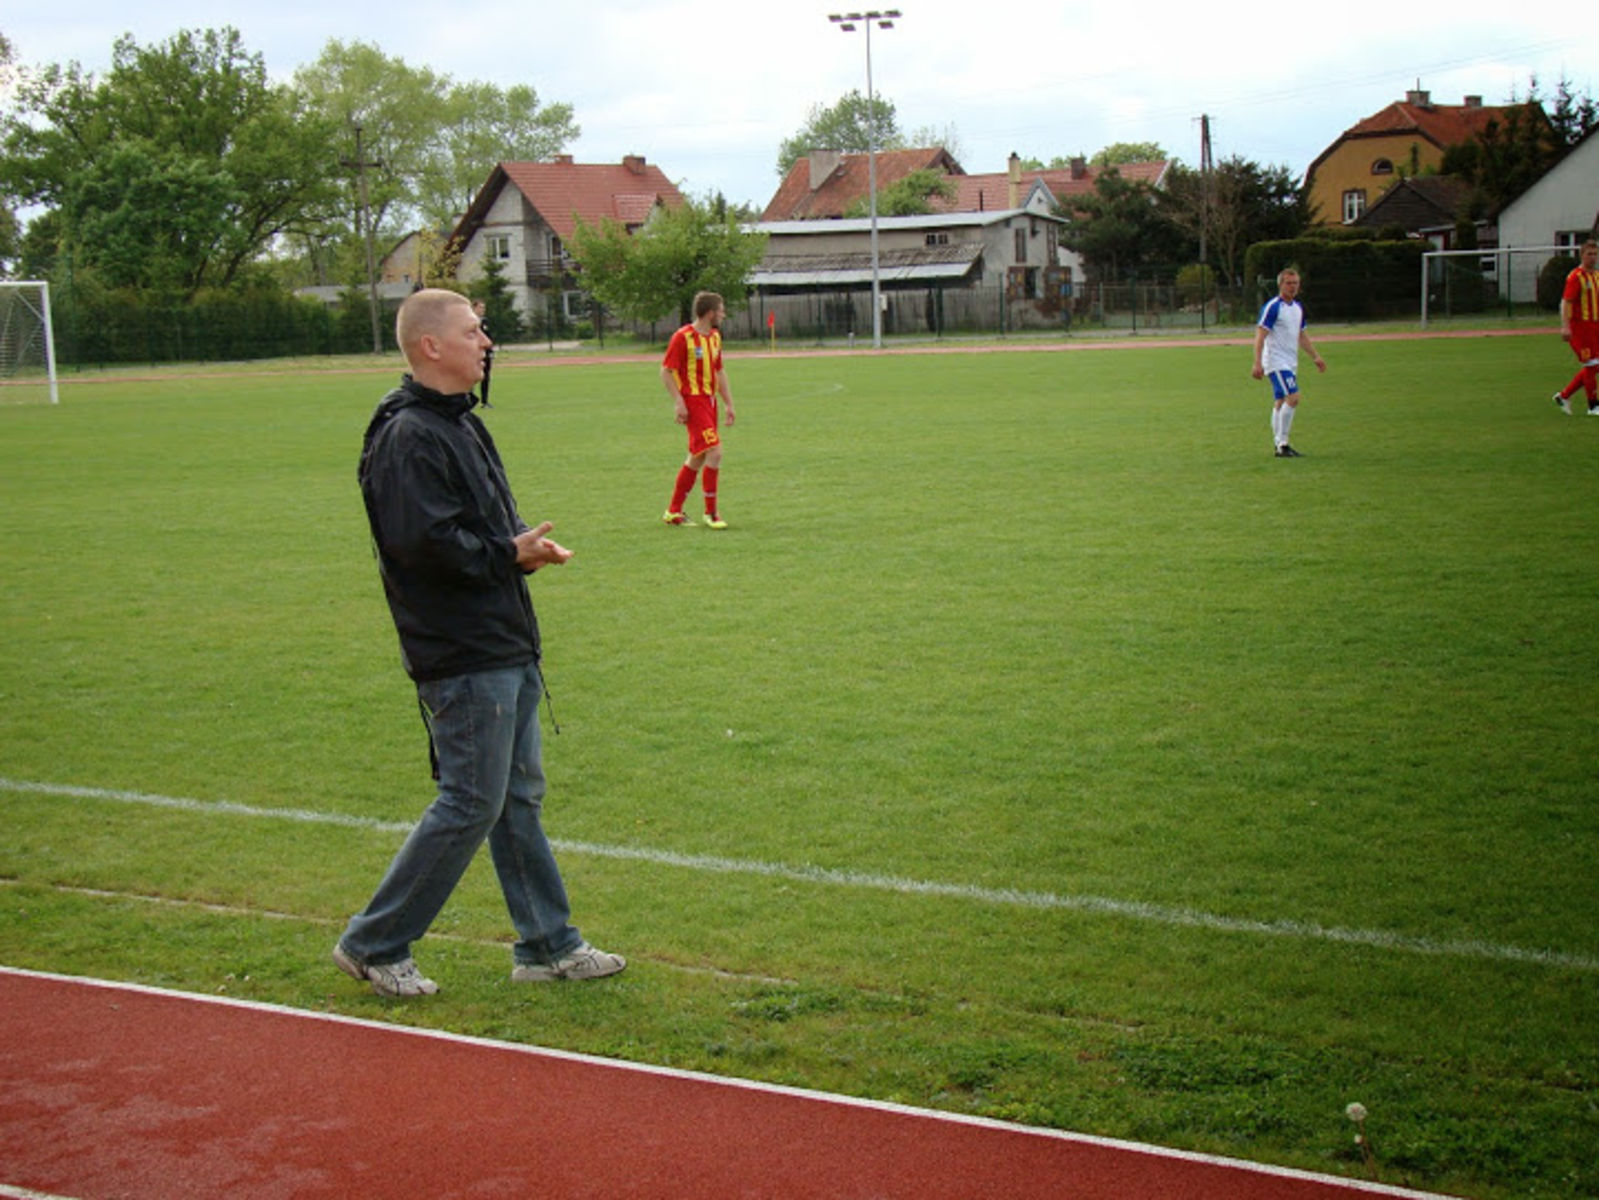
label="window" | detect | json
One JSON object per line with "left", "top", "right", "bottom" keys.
{"left": 1371, "top": 158, "right": 1394, "bottom": 175}
{"left": 1342, "top": 189, "right": 1366, "bottom": 224}
{"left": 486, "top": 234, "right": 511, "bottom": 261}
{"left": 548, "top": 234, "right": 564, "bottom": 262}
{"left": 924, "top": 232, "right": 949, "bottom": 246}
{"left": 1015, "top": 228, "right": 1027, "bottom": 263}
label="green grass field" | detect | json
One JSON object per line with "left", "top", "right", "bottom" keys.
{"left": 3, "top": 330, "right": 1596, "bottom": 1197}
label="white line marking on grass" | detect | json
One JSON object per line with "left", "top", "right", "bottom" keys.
{"left": 4, "top": 776, "right": 1595, "bottom": 973}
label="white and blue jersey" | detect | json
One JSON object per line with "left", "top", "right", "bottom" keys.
{"left": 1257, "top": 295, "right": 1306, "bottom": 399}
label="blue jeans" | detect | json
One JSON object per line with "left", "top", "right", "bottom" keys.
{"left": 340, "top": 661, "right": 582, "bottom": 968}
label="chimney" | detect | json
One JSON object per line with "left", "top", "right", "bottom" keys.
{"left": 1463, "top": 94, "right": 1483, "bottom": 108}
{"left": 1070, "top": 156, "right": 1087, "bottom": 181}
{"left": 623, "top": 154, "right": 646, "bottom": 175}
{"left": 1405, "top": 86, "right": 1432, "bottom": 108}
{"left": 554, "top": 154, "right": 574, "bottom": 166}
{"left": 1007, "top": 151, "right": 1021, "bottom": 209}
{"left": 809, "top": 149, "right": 842, "bottom": 191}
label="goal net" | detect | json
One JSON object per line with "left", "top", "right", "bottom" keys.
{"left": 1420, "top": 245, "right": 1571, "bottom": 328}
{"left": 0, "top": 281, "right": 60, "bottom": 405}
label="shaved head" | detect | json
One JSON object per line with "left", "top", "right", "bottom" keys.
{"left": 397, "top": 289, "right": 472, "bottom": 365}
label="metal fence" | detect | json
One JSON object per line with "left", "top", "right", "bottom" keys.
{"left": 677, "top": 283, "right": 1250, "bottom": 345}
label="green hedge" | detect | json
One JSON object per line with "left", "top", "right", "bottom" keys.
{"left": 47, "top": 282, "right": 400, "bottom": 367}
{"left": 1244, "top": 237, "right": 1427, "bottom": 319}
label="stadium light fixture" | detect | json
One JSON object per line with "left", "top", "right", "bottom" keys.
{"left": 829, "top": 9, "right": 902, "bottom": 349}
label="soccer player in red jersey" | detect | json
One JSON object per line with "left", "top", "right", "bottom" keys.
{"left": 1553, "top": 240, "right": 1599, "bottom": 416}
{"left": 660, "top": 291, "right": 737, "bottom": 527}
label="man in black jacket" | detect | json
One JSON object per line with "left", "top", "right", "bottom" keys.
{"left": 333, "top": 288, "right": 624, "bottom": 997}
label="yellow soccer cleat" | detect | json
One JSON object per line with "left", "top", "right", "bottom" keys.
{"left": 662, "top": 509, "right": 687, "bottom": 525}
{"left": 702, "top": 513, "right": 728, "bottom": 530}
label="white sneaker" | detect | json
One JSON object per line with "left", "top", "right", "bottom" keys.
{"left": 1554, "top": 392, "right": 1572, "bottom": 414}
{"left": 333, "top": 942, "right": 439, "bottom": 997}
{"left": 511, "top": 941, "right": 627, "bottom": 982}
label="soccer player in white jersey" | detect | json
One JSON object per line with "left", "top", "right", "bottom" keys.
{"left": 1252, "top": 268, "right": 1326, "bottom": 457}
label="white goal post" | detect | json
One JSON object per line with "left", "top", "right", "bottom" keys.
{"left": 1420, "top": 244, "right": 1572, "bottom": 328}
{"left": 0, "top": 280, "right": 60, "bottom": 405}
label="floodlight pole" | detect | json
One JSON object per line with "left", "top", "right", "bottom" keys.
{"left": 830, "top": 9, "right": 901, "bottom": 349}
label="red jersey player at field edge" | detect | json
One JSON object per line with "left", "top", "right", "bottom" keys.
{"left": 1553, "top": 239, "right": 1599, "bottom": 416}
{"left": 661, "top": 291, "right": 737, "bottom": 529}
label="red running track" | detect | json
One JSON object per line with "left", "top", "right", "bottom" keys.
{"left": 0, "top": 968, "right": 1452, "bottom": 1199}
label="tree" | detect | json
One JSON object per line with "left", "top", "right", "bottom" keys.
{"left": 1020, "top": 144, "right": 1168, "bottom": 171}
{"left": 1162, "top": 157, "right": 1308, "bottom": 288}
{"left": 777, "top": 90, "right": 901, "bottom": 176}
{"left": 0, "top": 28, "right": 341, "bottom": 297}
{"left": 470, "top": 255, "right": 523, "bottom": 342}
{"left": 1549, "top": 76, "right": 1599, "bottom": 148}
{"left": 905, "top": 121, "right": 965, "bottom": 165}
{"left": 427, "top": 80, "right": 578, "bottom": 226}
{"left": 293, "top": 41, "right": 580, "bottom": 282}
{"left": 1441, "top": 76, "right": 1598, "bottom": 214}
{"left": 842, "top": 168, "right": 954, "bottom": 217}
{"left": 293, "top": 40, "right": 452, "bottom": 242}
{"left": 1093, "top": 142, "right": 1167, "bottom": 167}
{"left": 0, "top": 205, "right": 17, "bottom": 278}
{"left": 1441, "top": 100, "right": 1560, "bottom": 212}
{"left": 569, "top": 196, "right": 767, "bottom": 326}
{"left": 1058, "top": 168, "right": 1183, "bottom": 282}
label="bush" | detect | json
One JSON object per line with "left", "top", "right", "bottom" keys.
{"left": 1174, "top": 263, "right": 1216, "bottom": 308}
{"left": 1244, "top": 237, "right": 1426, "bottom": 319}
{"left": 1538, "top": 254, "right": 1578, "bottom": 312}
{"left": 44, "top": 272, "right": 381, "bottom": 366}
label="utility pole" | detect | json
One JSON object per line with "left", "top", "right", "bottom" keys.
{"left": 1197, "top": 113, "right": 1212, "bottom": 331}
{"left": 341, "top": 124, "right": 385, "bottom": 354}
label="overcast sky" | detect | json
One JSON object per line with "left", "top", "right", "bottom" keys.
{"left": 4, "top": 2, "right": 1589, "bottom": 212}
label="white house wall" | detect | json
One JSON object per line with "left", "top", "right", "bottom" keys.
{"left": 459, "top": 188, "right": 540, "bottom": 318}
{"left": 1497, "top": 136, "right": 1599, "bottom": 303}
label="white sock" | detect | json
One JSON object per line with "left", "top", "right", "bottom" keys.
{"left": 1272, "top": 406, "right": 1284, "bottom": 445}
{"left": 1280, "top": 404, "right": 1296, "bottom": 444}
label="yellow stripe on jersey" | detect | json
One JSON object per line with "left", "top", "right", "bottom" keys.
{"left": 1575, "top": 268, "right": 1599, "bottom": 323}
{"left": 684, "top": 328, "right": 720, "bottom": 396}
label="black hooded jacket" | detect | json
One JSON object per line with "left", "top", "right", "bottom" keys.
{"left": 358, "top": 375, "right": 541, "bottom": 682}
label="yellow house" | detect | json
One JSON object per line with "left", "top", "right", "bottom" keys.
{"left": 1305, "top": 89, "right": 1524, "bottom": 226}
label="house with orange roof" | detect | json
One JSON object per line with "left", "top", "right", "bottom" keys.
{"left": 760, "top": 148, "right": 963, "bottom": 221}
{"left": 932, "top": 156, "right": 1170, "bottom": 217}
{"left": 1305, "top": 88, "right": 1533, "bottom": 226}
{"left": 451, "top": 155, "right": 685, "bottom": 323}
{"left": 750, "top": 148, "right": 1185, "bottom": 333}
{"left": 751, "top": 151, "right": 1074, "bottom": 334}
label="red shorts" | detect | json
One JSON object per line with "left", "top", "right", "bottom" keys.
{"left": 1569, "top": 322, "right": 1599, "bottom": 365}
{"left": 684, "top": 394, "right": 720, "bottom": 456}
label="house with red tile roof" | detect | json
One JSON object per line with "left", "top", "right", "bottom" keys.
{"left": 755, "top": 150, "right": 1173, "bottom": 309}
{"left": 760, "top": 148, "right": 963, "bottom": 222}
{"left": 932, "top": 156, "right": 1170, "bottom": 216}
{"left": 1305, "top": 88, "right": 1536, "bottom": 226}
{"left": 451, "top": 155, "right": 685, "bottom": 322}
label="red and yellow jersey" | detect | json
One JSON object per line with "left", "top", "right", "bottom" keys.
{"left": 663, "top": 324, "right": 722, "bottom": 398}
{"left": 1562, "top": 264, "right": 1599, "bottom": 322}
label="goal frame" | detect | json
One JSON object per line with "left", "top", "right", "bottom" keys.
{"left": 0, "top": 279, "right": 60, "bottom": 404}
{"left": 1419, "top": 245, "right": 1571, "bottom": 329}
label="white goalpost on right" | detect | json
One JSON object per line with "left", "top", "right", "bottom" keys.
{"left": 1420, "top": 245, "right": 1572, "bottom": 329}
{"left": 0, "top": 280, "right": 60, "bottom": 405}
